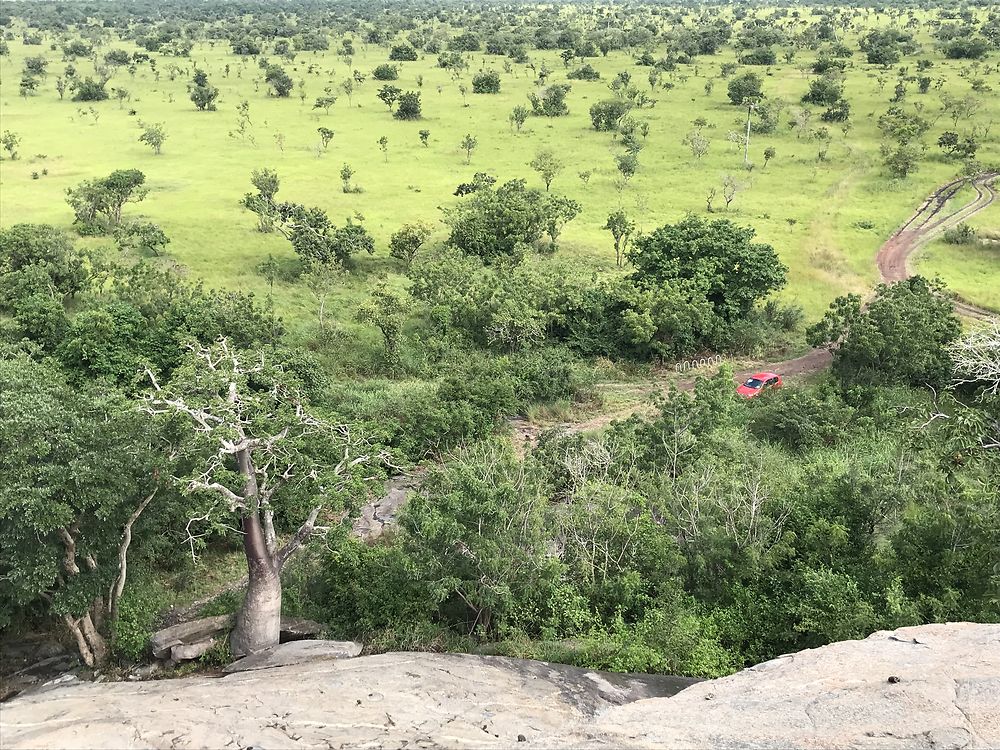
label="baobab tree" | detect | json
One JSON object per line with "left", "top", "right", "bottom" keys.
{"left": 145, "top": 339, "right": 373, "bottom": 656}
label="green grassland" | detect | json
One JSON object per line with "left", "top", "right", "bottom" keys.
{"left": 1, "top": 9, "right": 998, "bottom": 349}
{"left": 915, "top": 200, "right": 1000, "bottom": 312}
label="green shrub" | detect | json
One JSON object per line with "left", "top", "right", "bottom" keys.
{"left": 942, "top": 224, "right": 977, "bottom": 245}
{"left": 507, "top": 346, "right": 595, "bottom": 407}
{"left": 471, "top": 70, "right": 501, "bottom": 94}
{"left": 372, "top": 63, "right": 399, "bottom": 81}
{"left": 112, "top": 575, "right": 171, "bottom": 663}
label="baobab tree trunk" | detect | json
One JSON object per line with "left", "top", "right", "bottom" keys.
{"left": 229, "top": 512, "right": 282, "bottom": 658}
{"left": 144, "top": 344, "right": 359, "bottom": 660}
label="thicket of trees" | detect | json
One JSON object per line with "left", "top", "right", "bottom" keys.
{"left": 307, "top": 305, "right": 998, "bottom": 675}
{"left": 4, "top": 199, "right": 996, "bottom": 675}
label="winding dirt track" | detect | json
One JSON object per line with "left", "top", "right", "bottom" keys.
{"left": 877, "top": 171, "right": 998, "bottom": 321}
{"left": 512, "top": 173, "right": 999, "bottom": 442}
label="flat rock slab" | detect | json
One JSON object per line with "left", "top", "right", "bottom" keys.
{"left": 279, "top": 615, "right": 324, "bottom": 643}
{"left": 150, "top": 614, "right": 233, "bottom": 659}
{"left": 169, "top": 637, "right": 217, "bottom": 662}
{"left": 0, "top": 651, "right": 693, "bottom": 749}
{"left": 2, "top": 624, "right": 996, "bottom": 750}
{"left": 591, "top": 622, "right": 1000, "bottom": 749}
{"left": 223, "top": 639, "right": 363, "bottom": 673}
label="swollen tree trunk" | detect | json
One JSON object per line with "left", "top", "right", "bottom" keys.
{"left": 229, "top": 512, "right": 282, "bottom": 658}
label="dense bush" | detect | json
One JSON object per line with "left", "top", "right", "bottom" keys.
{"left": 71, "top": 77, "right": 108, "bottom": 101}
{"left": 738, "top": 47, "right": 776, "bottom": 65}
{"left": 372, "top": 63, "right": 399, "bottom": 81}
{"left": 567, "top": 64, "right": 601, "bottom": 81}
{"left": 471, "top": 70, "right": 501, "bottom": 94}
{"left": 302, "top": 365, "right": 1000, "bottom": 675}
{"left": 807, "top": 276, "right": 961, "bottom": 389}
{"left": 528, "top": 84, "right": 571, "bottom": 117}
{"left": 394, "top": 91, "right": 422, "bottom": 120}
{"left": 589, "top": 99, "right": 632, "bottom": 131}
{"left": 942, "top": 224, "right": 977, "bottom": 245}
{"left": 389, "top": 44, "right": 418, "bottom": 61}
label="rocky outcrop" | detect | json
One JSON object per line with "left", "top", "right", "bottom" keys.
{"left": 147, "top": 614, "right": 326, "bottom": 665}
{"left": 149, "top": 614, "right": 233, "bottom": 660}
{"left": 0, "top": 640, "right": 78, "bottom": 702}
{"left": 353, "top": 473, "right": 419, "bottom": 539}
{"left": 223, "top": 639, "right": 362, "bottom": 673}
{"left": 279, "top": 616, "right": 324, "bottom": 643}
{"left": 2, "top": 623, "right": 997, "bottom": 749}
{"left": 593, "top": 622, "right": 1000, "bottom": 749}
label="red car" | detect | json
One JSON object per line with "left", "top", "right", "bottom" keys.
{"left": 737, "top": 372, "right": 783, "bottom": 399}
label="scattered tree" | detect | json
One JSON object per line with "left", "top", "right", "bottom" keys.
{"left": 190, "top": 68, "right": 219, "bottom": 111}
{"left": 265, "top": 64, "right": 294, "bottom": 97}
{"left": 615, "top": 152, "right": 639, "bottom": 184}
{"left": 460, "top": 133, "right": 478, "bottom": 164}
{"left": 377, "top": 84, "right": 401, "bottom": 111}
{"left": 313, "top": 95, "right": 337, "bottom": 114}
{"left": 1, "top": 130, "right": 21, "bottom": 161}
{"left": 883, "top": 143, "right": 923, "bottom": 179}
{"left": 66, "top": 170, "right": 147, "bottom": 232}
{"left": 509, "top": 105, "right": 530, "bottom": 132}
{"left": 114, "top": 221, "right": 170, "bottom": 256}
{"left": 340, "top": 163, "right": 358, "bottom": 193}
{"left": 604, "top": 210, "right": 636, "bottom": 267}
{"left": 317, "top": 127, "right": 335, "bottom": 150}
{"left": 683, "top": 130, "right": 710, "bottom": 159}
{"left": 389, "top": 222, "right": 433, "bottom": 266}
{"left": 138, "top": 122, "right": 168, "bottom": 155}
{"left": 303, "top": 262, "right": 344, "bottom": 332}
{"left": 529, "top": 149, "right": 564, "bottom": 191}
{"left": 727, "top": 72, "right": 763, "bottom": 105}
{"left": 357, "top": 282, "right": 409, "bottom": 364}
{"left": 721, "top": 173, "right": 744, "bottom": 209}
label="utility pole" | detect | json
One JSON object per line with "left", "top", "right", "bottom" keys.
{"left": 744, "top": 102, "right": 754, "bottom": 167}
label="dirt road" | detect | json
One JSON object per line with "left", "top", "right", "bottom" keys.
{"left": 511, "top": 173, "right": 999, "bottom": 443}
{"left": 877, "top": 171, "right": 998, "bottom": 321}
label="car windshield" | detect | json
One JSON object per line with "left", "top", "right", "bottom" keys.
{"left": 743, "top": 378, "right": 764, "bottom": 388}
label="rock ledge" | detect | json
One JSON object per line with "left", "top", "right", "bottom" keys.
{"left": 1, "top": 623, "right": 996, "bottom": 749}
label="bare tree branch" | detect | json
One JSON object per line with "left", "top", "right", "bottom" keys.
{"left": 188, "top": 480, "right": 246, "bottom": 510}
{"left": 950, "top": 320, "right": 1000, "bottom": 395}
{"left": 275, "top": 506, "right": 323, "bottom": 570}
